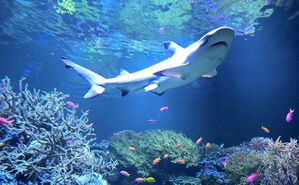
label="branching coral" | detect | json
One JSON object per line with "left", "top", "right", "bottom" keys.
{"left": 248, "top": 137, "right": 272, "bottom": 151}
{"left": 109, "top": 130, "right": 202, "bottom": 176}
{"left": 224, "top": 150, "right": 264, "bottom": 185}
{"left": 0, "top": 77, "right": 117, "bottom": 184}
{"left": 73, "top": 173, "right": 108, "bottom": 185}
{"left": 262, "top": 137, "right": 299, "bottom": 185}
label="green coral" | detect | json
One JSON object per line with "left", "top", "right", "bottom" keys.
{"left": 54, "top": 0, "right": 76, "bottom": 15}
{"left": 109, "top": 130, "right": 202, "bottom": 176}
{"left": 169, "top": 176, "right": 201, "bottom": 185}
{"left": 224, "top": 150, "right": 264, "bottom": 185}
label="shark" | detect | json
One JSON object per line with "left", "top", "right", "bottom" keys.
{"left": 61, "top": 26, "right": 235, "bottom": 98}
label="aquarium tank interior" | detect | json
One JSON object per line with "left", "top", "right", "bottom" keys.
{"left": 0, "top": 0, "right": 299, "bottom": 184}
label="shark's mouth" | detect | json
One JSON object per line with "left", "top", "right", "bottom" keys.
{"left": 210, "top": 41, "right": 228, "bottom": 48}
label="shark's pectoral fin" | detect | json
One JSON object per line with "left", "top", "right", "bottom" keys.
{"left": 154, "top": 63, "right": 189, "bottom": 80}
{"left": 202, "top": 69, "right": 217, "bottom": 79}
{"left": 144, "top": 82, "right": 159, "bottom": 92}
{"left": 119, "top": 88, "right": 129, "bottom": 97}
{"left": 84, "top": 85, "right": 105, "bottom": 99}
{"left": 163, "top": 41, "right": 184, "bottom": 57}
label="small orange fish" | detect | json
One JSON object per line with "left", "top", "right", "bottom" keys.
{"left": 152, "top": 157, "right": 161, "bottom": 165}
{"left": 261, "top": 126, "right": 270, "bottom": 134}
{"left": 128, "top": 146, "right": 136, "bottom": 151}
{"left": 175, "top": 143, "right": 181, "bottom": 148}
{"left": 135, "top": 177, "right": 144, "bottom": 183}
{"left": 176, "top": 159, "right": 185, "bottom": 164}
{"left": 205, "top": 143, "right": 212, "bottom": 150}
{"left": 195, "top": 137, "right": 203, "bottom": 145}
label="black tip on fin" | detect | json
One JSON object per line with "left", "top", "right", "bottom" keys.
{"left": 151, "top": 91, "right": 165, "bottom": 96}
{"left": 120, "top": 88, "right": 129, "bottom": 97}
{"left": 60, "top": 56, "right": 71, "bottom": 68}
{"left": 60, "top": 56, "right": 69, "bottom": 60}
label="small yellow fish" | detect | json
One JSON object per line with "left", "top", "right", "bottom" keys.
{"left": 205, "top": 143, "right": 212, "bottom": 150}
{"left": 145, "top": 177, "right": 156, "bottom": 183}
{"left": 261, "top": 126, "right": 270, "bottom": 134}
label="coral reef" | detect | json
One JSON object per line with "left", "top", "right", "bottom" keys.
{"left": 248, "top": 137, "right": 272, "bottom": 151}
{"left": 109, "top": 130, "right": 202, "bottom": 176}
{"left": 0, "top": 77, "right": 117, "bottom": 184}
{"left": 73, "top": 173, "right": 108, "bottom": 185}
{"left": 169, "top": 176, "right": 201, "bottom": 185}
{"left": 262, "top": 137, "right": 299, "bottom": 185}
{"left": 224, "top": 150, "right": 264, "bottom": 184}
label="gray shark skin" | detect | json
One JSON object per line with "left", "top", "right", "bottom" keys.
{"left": 61, "top": 27, "right": 235, "bottom": 98}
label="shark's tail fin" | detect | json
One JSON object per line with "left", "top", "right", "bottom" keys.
{"left": 61, "top": 56, "right": 106, "bottom": 98}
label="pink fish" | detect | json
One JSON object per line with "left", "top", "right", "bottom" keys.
{"left": 0, "top": 117, "right": 13, "bottom": 126}
{"left": 163, "top": 154, "right": 169, "bottom": 159}
{"left": 66, "top": 101, "right": 79, "bottom": 110}
{"left": 245, "top": 172, "right": 260, "bottom": 184}
{"left": 148, "top": 119, "right": 157, "bottom": 123}
{"left": 83, "top": 123, "right": 93, "bottom": 129}
{"left": 152, "top": 157, "right": 161, "bottom": 165}
{"left": 160, "top": 106, "right": 169, "bottom": 112}
{"left": 195, "top": 137, "right": 203, "bottom": 145}
{"left": 286, "top": 108, "right": 295, "bottom": 123}
{"left": 120, "top": 170, "right": 130, "bottom": 177}
{"left": 128, "top": 146, "right": 136, "bottom": 151}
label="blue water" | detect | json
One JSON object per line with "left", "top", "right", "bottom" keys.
{"left": 0, "top": 1, "right": 299, "bottom": 184}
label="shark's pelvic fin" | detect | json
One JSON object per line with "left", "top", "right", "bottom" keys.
{"left": 144, "top": 82, "right": 159, "bottom": 92}
{"left": 154, "top": 63, "right": 189, "bottom": 80}
{"left": 61, "top": 56, "right": 106, "bottom": 98}
{"left": 163, "top": 41, "right": 184, "bottom": 57}
{"left": 202, "top": 69, "right": 217, "bottom": 78}
{"left": 84, "top": 85, "right": 105, "bottom": 98}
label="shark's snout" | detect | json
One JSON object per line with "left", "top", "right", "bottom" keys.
{"left": 206, "top": 27, "right": 235, "bottom": 49}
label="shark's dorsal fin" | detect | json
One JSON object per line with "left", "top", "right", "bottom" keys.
{"left": 202, "top": 69, "right": 217, "bottom": 78}
{"left": 154, "top": 63, "right": 189, "bottom": 80}
{"left": 119, "top": 69, "right": 130, "bottom": 76}
{"left": 163, "top": 41, "right": 184, "bottom": 57}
